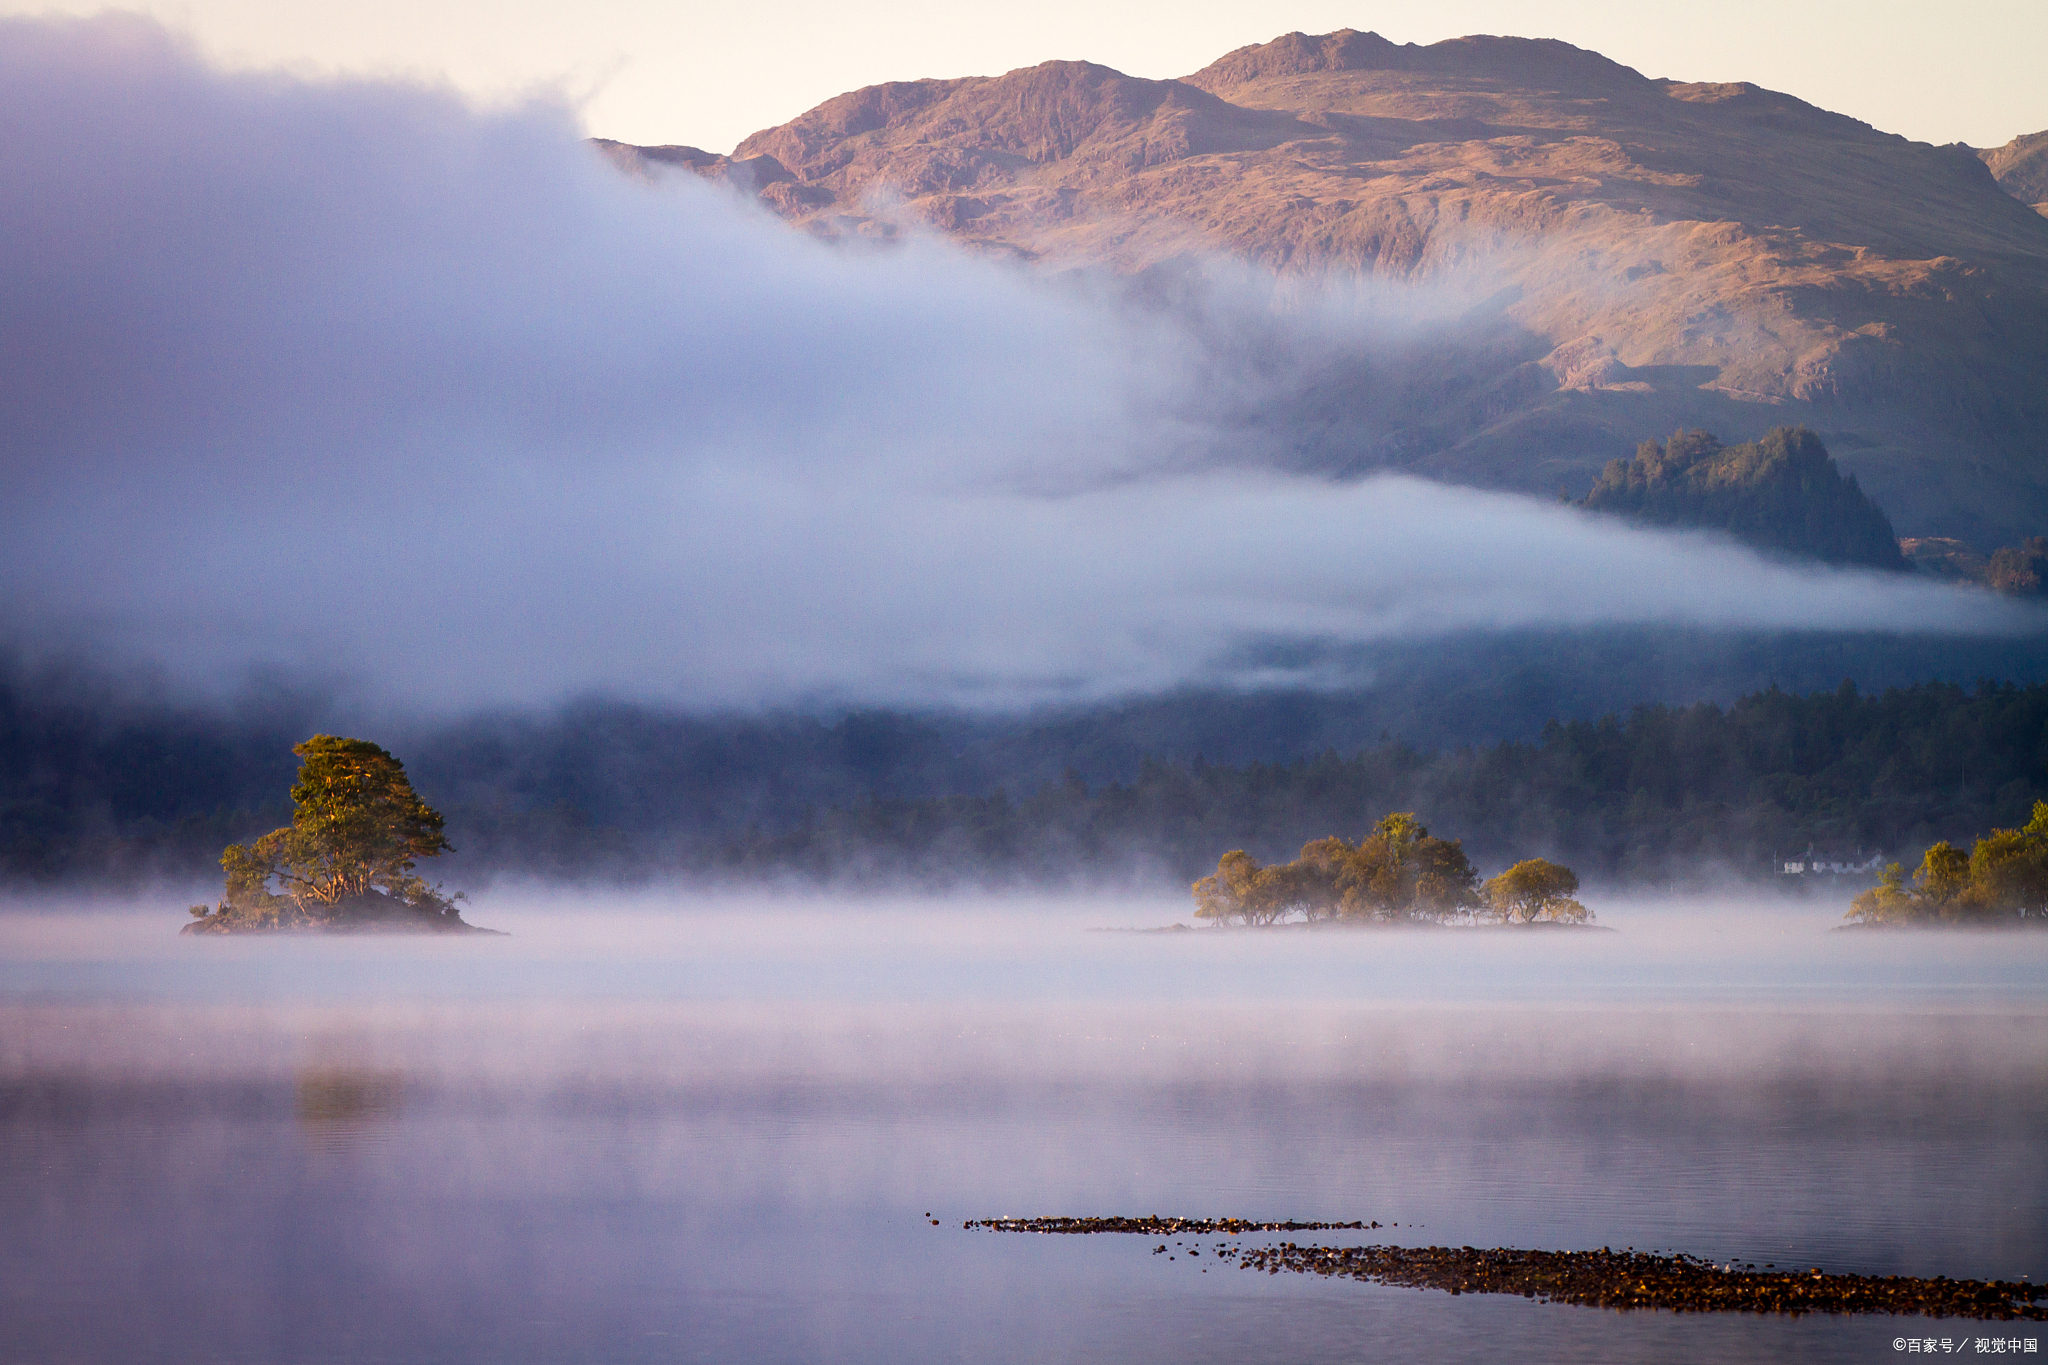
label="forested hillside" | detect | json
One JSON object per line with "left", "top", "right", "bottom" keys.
{"left": 5, "top": 650, "right": 2047, "bottom": 890}
{"left": 1581, "top": 427, "right": 1907, "bottom": 569}
{"left": 719, "top": 681, "right": 2048, "bottom": 888}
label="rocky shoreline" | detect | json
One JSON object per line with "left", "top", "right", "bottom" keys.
{"left": 181, "top": 891, "right": 502, "bottom": 936}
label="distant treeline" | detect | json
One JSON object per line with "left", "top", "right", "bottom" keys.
{"left": 5, "top": 641, "right": 2048, "bottom": 889}
{"left": 715, "top": 681, "right": 2048, "bottom": 887}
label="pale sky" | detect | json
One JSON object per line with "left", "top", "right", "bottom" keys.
{"left": 6, "top": 0, "right": 2043, "bottom": 153}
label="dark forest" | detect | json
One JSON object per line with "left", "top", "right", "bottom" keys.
{"left": 6, "top": 631, "right": 2047, "bottom": 888}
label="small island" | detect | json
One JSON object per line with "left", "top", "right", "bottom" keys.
{"left": 183, "top": 735, "right": 495, "bottom": 935}
{"left": 1190, "top": 812, "right": 1592, "bottom": 927}
{"left": 1842, "top": 800, "right": 2048, "bottom": 928}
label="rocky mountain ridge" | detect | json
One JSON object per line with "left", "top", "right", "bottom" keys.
{"left": 1580, "top": 426, "right": 1907, "bottom": 570}
{"left": 1980, "top": 130, "right": 2048, "bottom": 214}
{"left": 599, "top": 31, "right": 2048, "bottom": 545}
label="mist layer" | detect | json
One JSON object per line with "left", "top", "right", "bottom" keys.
{"left": 0, "top": 15, "right": 2032, "bottom": 711}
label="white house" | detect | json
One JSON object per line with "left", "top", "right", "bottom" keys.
{"left": 1781, "top": 844, "right": 1885, "bottom": 875}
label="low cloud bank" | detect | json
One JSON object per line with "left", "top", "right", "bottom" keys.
{"left": 0, "top": 15, "right": 2032, "bottom": 712}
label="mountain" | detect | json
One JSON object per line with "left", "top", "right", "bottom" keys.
{"left": 1980, "top": 130, "right": 2048, "bottom": 213}
{"left": 602, "top": 31, "right": 2048, "bottom": 547}
{"left": 1580, "top": 426, "right": 1906, "bottom": 569}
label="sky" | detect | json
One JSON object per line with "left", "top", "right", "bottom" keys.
{"left": 3, "top": 0, "right": 2043, "bottom": 152}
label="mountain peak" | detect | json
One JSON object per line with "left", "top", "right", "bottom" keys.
{"left": 599, "top": 30, "right": 2048, "bottom": 544}
{"left": 1183, "top": 29, "right": 1649, "bottom": 96}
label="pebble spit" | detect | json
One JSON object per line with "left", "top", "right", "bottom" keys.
{"left": 964, "top": 1216, "right": 1373, "bottom": 1235}
{"left": 967, "top": 1218, "right": 2046, "bottom": 1319}
{"left": 1241, "top": 1244, "right": 2047, "bottom": 1320}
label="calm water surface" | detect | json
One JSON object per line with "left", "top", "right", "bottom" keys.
{"left": 3, "top": 893, "right": 2044, "bottom": 1364}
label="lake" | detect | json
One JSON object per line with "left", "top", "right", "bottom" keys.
{"left": 3, "top": 893, "right": 2044, "bottom": 1363}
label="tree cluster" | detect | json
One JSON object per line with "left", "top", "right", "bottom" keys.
{"left": 1847, "top": 801, "right": 2048, "bottom": 926}
{"left": 1581, "top": 426, "right": 1907, "bottom": 570}
{"left": 186, "top": 736, "right": 465, "bottom": 933}
{"left": 1191, "top": 812, "right": 1586, "bottom": 926}
{"left": 1986, "top": 537, "right": 2048, "bottom": 597}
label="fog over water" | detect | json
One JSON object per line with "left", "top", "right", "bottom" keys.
{"left": 0, "top": 15, "right": 2037, "bottom": 714}
{"left": 4, "top": 894, "right": 2045, "bottom": 1363}
{"left": 8, "top": 890, "right": 2048, "bottom": 1011}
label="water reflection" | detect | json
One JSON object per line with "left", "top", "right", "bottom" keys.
{"left": 1, "top": 896, "right": 2045, "bottom": 1364}
{"left": 295, "top": 1068, "right": 404, "bottom": 1157}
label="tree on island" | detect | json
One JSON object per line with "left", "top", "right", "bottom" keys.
{"left": 1846, "top": 802, "right": 2048, "bottom": 926}
{"left": 1300, "top": 813, "right": 1486, "bottom": 921}
{"left": 185, "top": 736, "right": 482, "bottom": 934}
{"left": 1190, "top": 849, "right": 1304, "bottom": 925}
{"left": 1191, "top": 813, "right": 1577, "bottom": 926}
{"left": 1482, "top": 859, "right": 1590, "bottom": 924}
